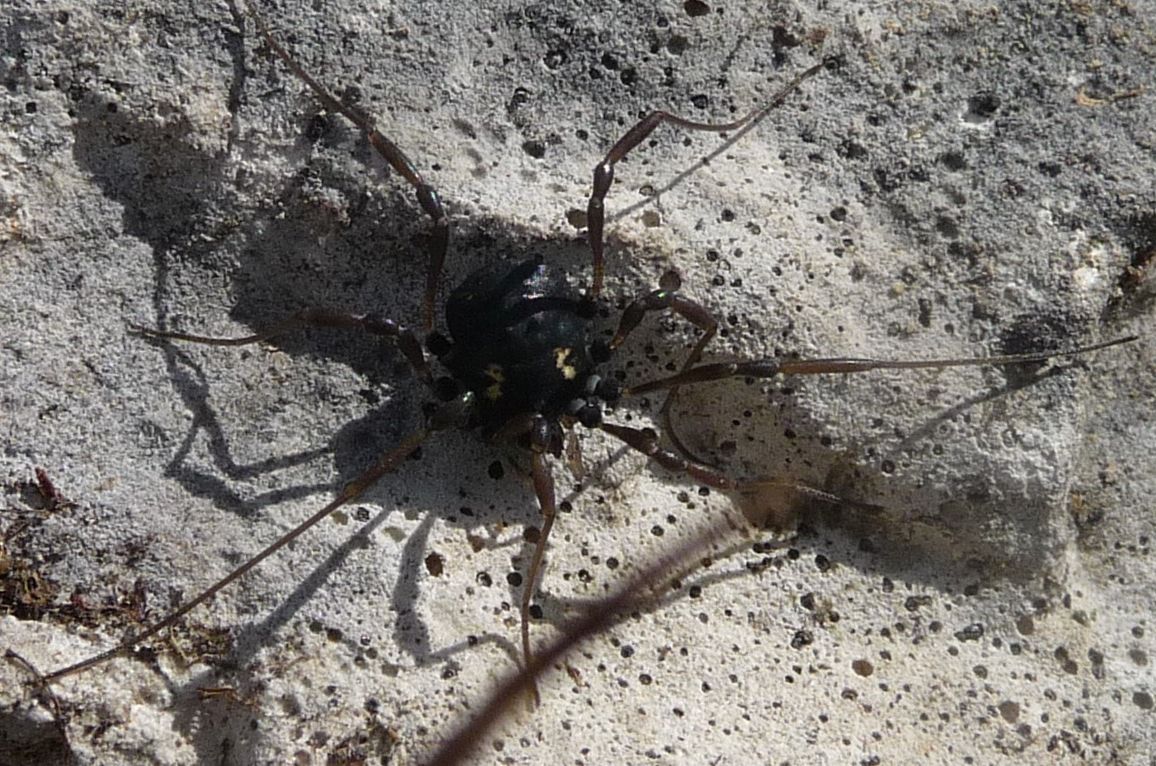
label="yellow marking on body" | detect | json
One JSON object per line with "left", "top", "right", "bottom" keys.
{"left": 554, "top": 347, "right": 578, "bottom": 380}
{"left": 484, "top": 363, "right": 505, "bottom": 400}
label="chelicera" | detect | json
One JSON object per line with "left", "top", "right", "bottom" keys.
{"left": 39, "top": 6, "right": 1134, "bottom": 694}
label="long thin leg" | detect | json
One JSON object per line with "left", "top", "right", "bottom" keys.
{"left": 610, "top": 270, "right": 716, "bottom": 357}
{"left": 599, "top": 421, "right": 873, "bottom": 533}
{"left": 427, "top": 517, "right": 737, "bottom": 766}
{"left": 625, "top": 335, "right": 1139, "bottom": 395}
{"left": 44, "top": 392, "right": 476, "bottom": 682}
{"left": 133, "top": 307, "right": 431, "bottom": 382}
{"left": 600, "top": 421, "right": 844, "bottom": 500}
{"left": 520, "top": 450, "right": 556, "bottom": 705}
{"left": 586, "top": 59, "right": 829, "bottom": 297}
{"left": 246, "top": 4, "right": 449, "bottom": 332}
{"left": 499, "top": 413, "right": 563, "bottom": 704}
{"left": 610, "top": 270, "right": 718, "bottom": 460}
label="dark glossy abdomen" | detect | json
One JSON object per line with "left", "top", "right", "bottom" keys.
{"left": 443, "top": 258, "right": 596, "bottom": 432}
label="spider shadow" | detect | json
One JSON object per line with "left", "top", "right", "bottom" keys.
{"left": 65, "top": 35, "right": 681, "bottom": 739}
{"left": 62, "top": 53, "right": 604, "bottom": 765}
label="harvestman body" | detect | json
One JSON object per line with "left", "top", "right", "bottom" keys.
{"left": 26, "top": 6, "right": 1135, "bottom": 698}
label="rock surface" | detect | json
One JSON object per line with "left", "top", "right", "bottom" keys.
{"left": 2, "top": 0, "right": 1153, "bottom": 764}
